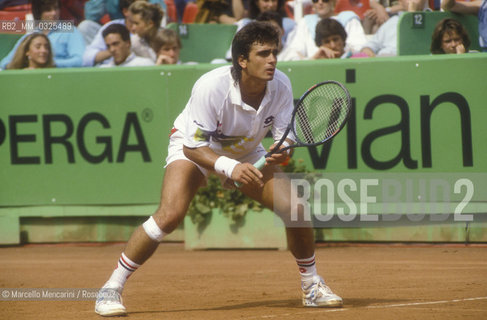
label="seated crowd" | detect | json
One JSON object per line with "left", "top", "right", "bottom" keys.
{"left": 0, "top": 0, "right": 485, "bottom": 70}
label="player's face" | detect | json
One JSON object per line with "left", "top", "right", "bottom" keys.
{"left": 129, "top": 13, "right": 154, "bottom": 37}
{"left": 321, "top": 34, "right": 345, "bottom": 56}
{"left": 26, "top": 36, "right": 50, "bottom": 68}
{"left": 256, "top": 0, "right": 279, "bottom": 13}
{"left": 240, "top": 42, "right": 278, "bottom": 82}
{"left": 441, "top": 31, "right": 463, "bottom": 54}
{"left": 312, "top": 0, "right": 335, "bottom": 19}
{"left": 104, "top": 33, "right": 131, "bottom": 65}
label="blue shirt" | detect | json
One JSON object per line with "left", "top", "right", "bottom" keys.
{"left": 479, "top": 0, "right": 487, "bottom": 50}
{"left": 0, "top": 27, "right": 85, "bottom": 69}
{"left": 84, "top": 0, "right": 167, "bottom": 22}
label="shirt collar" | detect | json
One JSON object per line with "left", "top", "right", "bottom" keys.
{"left": 228, "top": 68, "right": 276, "bottom": 111}
{"left": 122, "top": 53, "right": 136, "bottom": 65}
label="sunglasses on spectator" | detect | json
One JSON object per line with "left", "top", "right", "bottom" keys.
{"left": 312, "top": 0, "right": 331, "bottom": 3}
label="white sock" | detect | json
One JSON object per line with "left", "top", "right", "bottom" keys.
{"left": 107, "top": 253, "right": 141, "bottom": 289}
{"left": 296, "top": 254, "right": 317, "bottom": 288}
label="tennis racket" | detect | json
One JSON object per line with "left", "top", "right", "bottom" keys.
{"left": 235, "top": 80, "right": 351, "bottom": 187}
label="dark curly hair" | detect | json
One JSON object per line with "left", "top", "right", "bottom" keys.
{"left": 30, "top": 0, "right": 59, "bottom": 20}
{"left": 315, "top": 18, "right": 347, "bottom": 47}
{"left": 430, "top": 18, "right": 471, "bottom": 54}
{"left": 231, "top": 21, "right": 280, "bottom": 82}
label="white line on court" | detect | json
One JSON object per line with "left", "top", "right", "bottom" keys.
{"left": 243, "top": 296, "right": 487, "bottom": 319}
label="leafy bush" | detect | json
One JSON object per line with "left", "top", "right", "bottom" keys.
{"left": 187, "top": 158, "right": 317, "bottom": 231}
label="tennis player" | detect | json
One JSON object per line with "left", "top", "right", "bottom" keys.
{"left": 95, "top": 21, "right": 343, "bottom": 317}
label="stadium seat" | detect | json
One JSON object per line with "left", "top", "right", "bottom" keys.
{"left": 0, "top": 9, "right": 29, "bottom": 21}
{"left": 0, "top": 33, "right": 24, "bottom": 62}
{"left": 166, "top": 23, "right": 236, "bottom": 63}
{"left": 3, "top": 4, "right": 31, "bottom": 11}
{"left": 397, "top": 11, "right": 481, "bottom": 55}
{"left": 165, "top": 0, "right": 178, "bottom": 23}
{"left": 182, "top": 2, "right": 198, "bottom": 23}
{"left": 285, "top": 1, "right": 294, "bottom": 19}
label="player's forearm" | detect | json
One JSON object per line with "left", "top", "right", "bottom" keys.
{"left": 183, "top": 145, "right": 221, "bottom": 170}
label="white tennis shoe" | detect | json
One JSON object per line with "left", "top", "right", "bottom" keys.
{"left": 95, "top": 282, "right": 127, "bottom": 317}
{"left": 302, "top": 275, "right": 343, "bottom": 307}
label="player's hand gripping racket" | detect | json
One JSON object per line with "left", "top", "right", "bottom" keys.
{"left": 235, "top": 80, "right": 352, "bottom": 187}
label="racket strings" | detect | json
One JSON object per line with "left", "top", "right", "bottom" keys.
{"left": 295, "top": 83, "right": 350, "bottom": 145}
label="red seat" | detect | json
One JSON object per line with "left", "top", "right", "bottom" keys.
{"left": 182, "top": 2, "right": 198, "bottom": 24}
{"left": 165, "top": 0, "right": 178, "bottom": 23}
{"left": 3, "top": 4, "right": 31, "bottom": 11}
{"left": 0, "top": 10, "right": 29, "bottom": 21}
{"left": 99, "top": 13, "right": 110, "bottom": 24}
{"left": 284, "top": 1, "right": 293, "bottom": 19}
{"left": 334, "top": 0, "right": 370, "bottom": 20}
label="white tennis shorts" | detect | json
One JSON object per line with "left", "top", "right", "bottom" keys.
{"left": 165, "top": 129, "right": 267, "bottom": 185}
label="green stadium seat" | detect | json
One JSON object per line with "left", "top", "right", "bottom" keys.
{"left": 0, "top": 32, "right": 24, "bottom": 62}
{"left": 166, "top": 23, "right": 236, "bottom": 63}
{"left": 397, "top": 11, "right": 480, "bottom": 55}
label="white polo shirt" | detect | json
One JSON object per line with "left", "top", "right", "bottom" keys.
{"left": 99, "top": 53, "right": 154, "bottom": 67}
{"left": 173, "top": 65, "right": 295, "bottom": 159}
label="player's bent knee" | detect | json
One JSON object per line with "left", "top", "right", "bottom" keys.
{"left": 276, "top": 203, "right": 313, "bottom": 228}
{"left": 152, "top": 208, "right": 186, "bottom": 234}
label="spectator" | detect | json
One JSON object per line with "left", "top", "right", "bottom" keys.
{"left": 226, "top": 0, "right": 250, "bottom": 22}
{"left": 430, "top": 18, "right": 471, "bottom": 54}
{"left": 78, "top": 0, "right": 166, "bottom": 44}
{"left": 334, "top": 0, "right": 370, "bottom": 20}
{"left": 256, "top": 10, "right": 284, "bottom": 52}
{"left": 99, "top": 23, "right": 154, "bottom": 66}
{"left": 360, "top": 0, "right": 427, "bottom": 57}
{"left": 375, "top": 0, "right": 401, "bottom": 16}
{"left": 6, "top": 33, "right": 55, "bottom": 69}
{"left": 362, "top": 0, "right": 394, "bottom": 34}
{"left": 311, "top": 17, "right": 347, "bottom": 58}
{"left": 194, "top": 0, "right": 234, "bottom": 23}
{"left": 441, "top": 0, "right": 486, "bottom": 52}
{"left": 128, "top": 0, "right": 164, "bottom": 62}
{"left": 0, "top": 0, "right": 85, "bottom": 69}
{"left": 224, "top": 0, "right": 294, "bottom": 60}
{"left": 82, "top": 0, "right": 140, "bottom": 66}
{"left": 278, "top": 0, "right": 367, "bottom": 61}
{"left": 152, "top": 28, "right": 181, "bottom": 64}
{"left": 240, "top": 0, "right": 294, "bottom": 42}
{"left": 60, "top": 0, "right": 88, "bottom": 25}
{"left": 191, "top": 0, "right": 250, "bottom": 24}
{"left": 335, "top": 0, "right": 429, "bottom": 33}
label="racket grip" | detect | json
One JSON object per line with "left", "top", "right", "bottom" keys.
{"left": 234, "top": 156, "right": 267, "bottom": 188}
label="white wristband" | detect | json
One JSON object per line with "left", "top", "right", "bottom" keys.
{"left": 214, "top": 156, "right": 240, "bottom": 179}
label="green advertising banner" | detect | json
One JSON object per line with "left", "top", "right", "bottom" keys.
{"left": 0, "top": 54, "right": 486, "bottom": 208}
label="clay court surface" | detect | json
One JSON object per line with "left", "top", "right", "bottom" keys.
{"left": 1, "top": 242, "right": 486, "bottom": 320}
